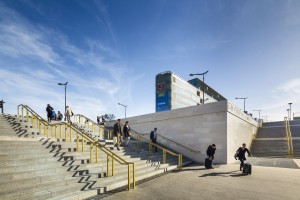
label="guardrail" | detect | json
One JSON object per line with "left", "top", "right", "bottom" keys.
{"left": 73, "top": 115, "right": 182, "bottom": 170}
{"left": 284, "top": 117, "right": 294, "bottom": 157}
{"left": 139, "top": 132, "right": 200, "bottom": 153}
{"left": 129, "top": 129, "right": 182, "bottom": 169}
{"left": 17, "top": 104, "right": 135, "bottom": 190}
{"left": 74, "top": 114, "right": 113, "bottom": 139}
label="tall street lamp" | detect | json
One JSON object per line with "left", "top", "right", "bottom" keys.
{"left": 190, "top": 70, "right": 208, "bottom": 104}
{"left": 118, "top": 102, "right": 127, "bottom": 118}
{"left": 58, "top": 82, "right": 68, "bottom": 121}
{"left": 235, "top": 97, "right": 248, "bottom": 112}
{"left": 253, "top": 109, "right": 262, "bottom": 119}
{"left": 288, "top": 102, "right": 292, "bottom": 120}
{"left": 287, "top": 109, "right": 290, "bottom": 120}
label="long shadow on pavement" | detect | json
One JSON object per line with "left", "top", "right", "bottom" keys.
{"left": 199, "top": 170, "right": 240, "bottom": 177}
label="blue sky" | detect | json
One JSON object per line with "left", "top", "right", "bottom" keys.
{"left": 0, "top": 0, "right": 300, "bottom": 121}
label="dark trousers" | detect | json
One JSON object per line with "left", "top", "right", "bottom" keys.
{"left": 47, "top": 114, "right": 51, "bottom": 122}
{"left": 151, "top": 138, "right": 157, "bottom": 151}
{"left": 239, "top": 158, "right": 245, "bottom": 169}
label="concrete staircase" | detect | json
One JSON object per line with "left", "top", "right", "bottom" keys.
{"left": 0, "top": 114, "right": 191, "bottom": 200}
{"left": 251, "top": 121, "right": 289, "bottom": 158}
{"left": 290, "top": 120, "right": 300, "bottom": 157}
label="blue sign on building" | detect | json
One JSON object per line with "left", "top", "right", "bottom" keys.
{"left": 156, "top": 90, "right": 169, "bottom": 112}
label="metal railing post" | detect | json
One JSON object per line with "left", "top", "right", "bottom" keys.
{"left": 65, "top": 125, "right": 67, "bottom": 141}
{"left": 107, "top": 154, "right": 110, "bottom": 176}
{"left": 38, "top": 119, "right": 41, "bottom": 135}
{"left": 55, "top": 125, "right": 58, "bottom": 138}
{"left": 26, "top": 108, "right": 29, "bottom": 122}
{"left": 96, "top": 144, "right": 98, "bottom": 163}
{"left": 60, "top": 125, "right": 62, "bottom": 139}
{"left": 133, "top": 163, "right": 136, "bottom": 189}
{"left": 82, "top": 135, "right": 84, "bottom": 151}
{"left": 76, "top": 133, "right": 79, "bottom": 151}
{"left": 90, "top": 144, "right": 93, "bottom": 164}
{"left": 70, "top": 126, "right": 72, "bottom": 142}
{"left": 112, "top": 155, "right": 114, "bottom": 176}
{"left": 128, "top": 164, "right": 130, "bottom": 191}
{"left": 31, "top": 115, "right": 34, "bottom": 127}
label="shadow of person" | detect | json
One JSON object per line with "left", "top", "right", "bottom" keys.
{"left": 199, "top": 170, "right": 240, "bottom": 177}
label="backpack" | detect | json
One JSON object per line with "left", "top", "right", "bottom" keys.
{"left": 234, "top": 148, "right": 241, "bottom": 160}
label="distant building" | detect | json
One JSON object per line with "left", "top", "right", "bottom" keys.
{"left": 156, "top": 71, "right": 226, "bottom": 112}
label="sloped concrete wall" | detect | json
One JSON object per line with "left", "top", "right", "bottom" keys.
{"left": 124, "top": 100, "right": 258, "bottom": 164}
{"left": 125, "top": 101, "right": 228, "bottom": 164}
{"left": 227, "top": 102, "right": 258, "bottom": 163}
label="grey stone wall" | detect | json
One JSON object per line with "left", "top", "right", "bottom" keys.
{"left": 124, "top": 100, "right": 258, "bottom": 164}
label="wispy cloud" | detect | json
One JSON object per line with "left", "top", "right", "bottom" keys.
{"left": 0, "top": 3, "right": 144, "bottom": 119}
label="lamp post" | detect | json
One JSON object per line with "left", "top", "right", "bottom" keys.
{"left": 288, "top": 103, "right": 292, "bottom": 120}
{"left": 253, "top": 109, "right": 262, "bottom": 119}
{"left": 189, "top": 70, "right": 208, "bottom": 104}
{"left": 235, "top": 97, "right": 248, "bottom": 112}
{"left": 118, "top": 103, "right": 127, "bottom": 118}
{"left": 287, "top": 109, "right": 290, "bottom": 120}
{"left": 58, "top": 82, "right": 68, "bottom": 121}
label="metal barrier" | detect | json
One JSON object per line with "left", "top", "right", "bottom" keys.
{"left": 17, "top": 104, "right": 135, "bottom": 190}
{"left": 130, "top": 129, "right": 182, "bottom": 170}
{"left": 284, "top": 117, "right": 294, "bottom": 157}
{"left": 74, "top": 114, "right": 112, "bottom": 139}
{"left": 73, "top": 114, "right": 182, "bottom": 170}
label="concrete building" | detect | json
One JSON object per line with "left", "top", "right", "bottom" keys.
{"left": 156, "top": 71, "right": 226, "bottom": 112}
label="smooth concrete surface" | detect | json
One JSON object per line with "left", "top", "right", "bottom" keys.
{"left": 227, "top": 102, "right": 258, "bottom": 163}
{"left": 88, "top": 163, "right": 300, "bottom": 200}
{"left": 124, "top": 100, "right": 258, "bottom": 164}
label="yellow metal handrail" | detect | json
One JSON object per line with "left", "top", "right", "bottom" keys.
{"left": 139, "top": 132, "right": 200, "bottom": 153}
{"left": 72, "top": 116, "right": 183, "bottom": 170}
{"left": 286, "top": 117, "right": 294, "bottom": 157}
{"left": 17, "top": 104, "right": 135, "bottom": 190}
{"left": 74, "top": 114, "right": 112, "bottom": 139}
{"left": 129, "top": 129, "right": 182, "bottom": 169}
{"left": 284, "top": 117, "right": 294, "bottom": 157}
{"left": 147, "top": 132, "right": 200, "bottom": 153}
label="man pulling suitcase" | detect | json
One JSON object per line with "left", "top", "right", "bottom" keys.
{"left": 205, "top": 144, "right": 216, "bottom": 169}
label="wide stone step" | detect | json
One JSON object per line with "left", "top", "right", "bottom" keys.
{"left": 0, "top": 173, "right": 77, "bottom": 192}
{"left": 0, "top": 162, "right": 62, "bottom": 174}
{"left": 0, "top": 176, "right": 80, "bottom": 200}
{"left": 0, "top": 157, "right": 60, "bottom": 167}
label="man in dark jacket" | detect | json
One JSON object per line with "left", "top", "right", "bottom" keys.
{"left": 113, "top": 119, "right": 122, "bottom": 150}
{"left": 237, "top": 143, "right": 252, "bottom": 171}
{"left": 46, "top": 104, "right": 53, "bottom": 122}
{"left": 150, "top": 128, "right": 158, "bottom": 152}
{"left": 206, "top": 144, "right": 216, "bottom": 169}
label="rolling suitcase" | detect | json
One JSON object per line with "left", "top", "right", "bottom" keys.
{"left": 205, "top": 158, "right": 212, "bottom": 169}
{"left": 243, "top": 163, "right": 252, "bottom": 175}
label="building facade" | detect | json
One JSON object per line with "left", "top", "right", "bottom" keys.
{"left": 156, "top": 71, "right": 226, "bottom": 112}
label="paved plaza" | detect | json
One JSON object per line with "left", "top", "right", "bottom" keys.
{"left": 88, "top": 158, "right": 300, "bottom": 200}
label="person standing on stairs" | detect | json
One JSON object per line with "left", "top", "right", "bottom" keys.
{"left": 46, "top": 104, "right": 53, "bottom": 122}
{"left": 65, "top": 106, "right": 73, "bottom": 124}
{"left": 150, "top": 128, "right": 158, "bottom": 152}
{"left": 123, "top": 121, "right": 131, "bottom": 146}
{"left": 113, "top": 119, "right": 122, "bottom": 151}
{"left": 237, "top": 143, "right": 252, "bottom": 171}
